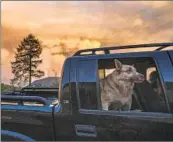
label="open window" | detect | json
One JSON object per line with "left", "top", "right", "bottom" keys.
{"left": 98, "top": 57, "right": 168, "bottom": 113}
{"left": 77, "top": 57, "right": 169, "bottom": 113}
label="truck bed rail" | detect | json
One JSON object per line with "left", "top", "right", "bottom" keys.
{"left": 1, "top": 95, "right": 48, "bottom": 105}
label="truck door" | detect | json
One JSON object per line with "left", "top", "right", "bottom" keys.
{"left": 74, "top": 51, "right": 173, "bottom": 141}
{"left": 71, "top": 59, "right": 101, "bottom": 141}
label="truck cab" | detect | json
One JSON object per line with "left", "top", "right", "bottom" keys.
{"left": 1, "top": 42, "right": 173, "bottom": 141}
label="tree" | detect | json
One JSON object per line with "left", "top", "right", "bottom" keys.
{"left": 11, "top": 34, "right": 45, "bottom": 86}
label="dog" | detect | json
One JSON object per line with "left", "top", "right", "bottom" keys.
{"left": 100, "top": 59, "right": 144, "bottom": 111}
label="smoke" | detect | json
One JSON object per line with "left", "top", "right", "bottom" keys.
{"left": 1, "top": 48, "right": 10, "bottom": 64}
{"left": 1, "top": 1, "right": 173, "bottom": 84}
{"left": 38, "top": 37, "right": 101, "bottom": 78}
{"left": 1, "top": 48, "right": 14, "bottom": 84}
{"left": 1, "top": 24, "right": 102, "bottom": 84}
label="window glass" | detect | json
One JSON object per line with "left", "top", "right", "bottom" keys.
{"left": 78, "top": 60, "right": 98, "bottom": 110}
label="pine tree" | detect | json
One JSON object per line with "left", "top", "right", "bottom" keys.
{"left": 11, "top": 34, "right": 45, "bottom": 86}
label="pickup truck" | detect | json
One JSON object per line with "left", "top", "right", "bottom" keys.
{"left": 1, "top": 42, "right": 173, "bottom": 141}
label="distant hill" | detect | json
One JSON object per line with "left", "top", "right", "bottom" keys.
{"left": 1, "top": 77, "right": 60, "bottom": 93}
{"left": 28, "top": 77, "right": 60, "bottom": 88}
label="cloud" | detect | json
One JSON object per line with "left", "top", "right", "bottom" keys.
{"left": 1, "top": 48, "right": 10, "bottom": 65}
{"left": 141, "top": 1, "right": 169, "bottom": 8}
{"left": 1, "top": 1, "right": 173, "bottom": 84}
{"left": 39, "top": 37, "right": 101, "bottom": 77}
{"left": 1, "top": 48, "right": 13, "bottom": 84}
{"left": 1, "top": 25, "right": 30, "bottom": 52}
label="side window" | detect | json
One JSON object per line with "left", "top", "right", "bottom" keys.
{"left": 78, "top": 60, "right": 98, "bottom": 110}
{"left": 98, "top": 57, "right": 169, "bottom": 113}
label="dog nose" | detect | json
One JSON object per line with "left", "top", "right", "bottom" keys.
{"left": 138, "top": 74, "right": 145, "bottom": 80}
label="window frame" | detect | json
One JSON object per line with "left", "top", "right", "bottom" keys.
{"left": 77, "top": 51, "right": 172, "bottom": 115}
{"left": 97, "top": 56, "right": 170, "bottom": 113}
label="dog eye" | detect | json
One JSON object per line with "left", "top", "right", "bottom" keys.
{"left": 127, "top": 68, "right": 132, "bottom": 72}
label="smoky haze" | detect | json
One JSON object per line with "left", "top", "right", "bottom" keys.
{"left": 1, "top": 1, "right": 173, "bottom": 84}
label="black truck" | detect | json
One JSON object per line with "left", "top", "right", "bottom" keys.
{"left": 1, "top": 42, "right": 173, "bottom": 141}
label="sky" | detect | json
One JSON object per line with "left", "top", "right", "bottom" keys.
{"left": 1, "top": 1, "right": 173, "bottom": 85}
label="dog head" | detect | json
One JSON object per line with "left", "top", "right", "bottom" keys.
{"left": 113, "top": 59, "right": 145, "bottom": 83}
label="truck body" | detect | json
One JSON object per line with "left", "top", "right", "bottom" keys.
{"left": 1, "top": 43, "right": 173, "bottom": 141}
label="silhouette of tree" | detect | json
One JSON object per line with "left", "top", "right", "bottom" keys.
{"left": 11, "top": 34, "right": 44, "bottom": 86}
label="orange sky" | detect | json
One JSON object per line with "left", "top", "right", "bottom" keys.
{"left": 1, "top": 1, "right": 173, "bottom": 85}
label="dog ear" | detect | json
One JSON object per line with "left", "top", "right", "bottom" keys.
{"left": 114, "top": 59, "right": 122, "bottom": 70}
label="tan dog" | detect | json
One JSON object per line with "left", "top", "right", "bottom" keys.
{"left": 100, "top": 59, "right": 144, "bottom": 111}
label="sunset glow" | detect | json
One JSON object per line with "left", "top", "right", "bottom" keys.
{"left": 1, "top": 1, "right": 173, "bottom": 85}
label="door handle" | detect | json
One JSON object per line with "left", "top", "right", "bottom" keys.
{"left": 75, "top": 124, "right": 97, "bottom": 137}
